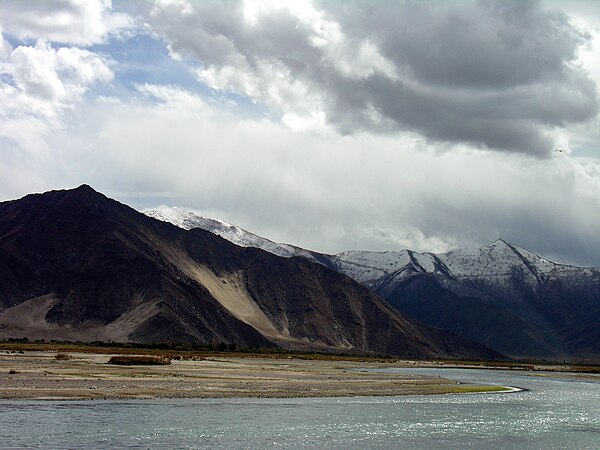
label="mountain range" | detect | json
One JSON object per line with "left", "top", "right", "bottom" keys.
{"left": 146, "top": 206, "right": 600, "bottom": 360}
{"left": 0, "top": 186, "right": 500, "bottom": 360}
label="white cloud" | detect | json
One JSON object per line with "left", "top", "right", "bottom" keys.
{"left": 0, "top": 0, "right": 132, "bottom": 45}
{"left": 196, "top": 59, "right": 328, "bottom": 131}
{"left": 0, "top": 38, "right": 114, "bottom": 161}
{"left": 0, "top": 3, "right": 122, "bottom": 153}
{"left": 0, "top": 26, "right": 11, "bottom": 59}
{"left": 135, "top": 82, "right": 218, "bottom": 117}
{"left": 0, "top": 40, "right": 113, "bottom": 121}
{"left": 3, "top": 84, "right": 595, "bottom": 266}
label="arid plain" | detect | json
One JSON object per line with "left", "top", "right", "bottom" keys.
{"left": 0, "top": 350, "right": 512, "bottom": 400}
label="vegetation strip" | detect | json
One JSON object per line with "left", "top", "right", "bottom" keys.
{"left": 2, "top": 341, "right": 599, "bottom": 374}
{"left": 108, "top": 355, "right": 171, "bottom": 365}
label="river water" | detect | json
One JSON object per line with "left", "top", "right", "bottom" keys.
{"left": 0, "top": 368, "right": 598, "bottom": 449}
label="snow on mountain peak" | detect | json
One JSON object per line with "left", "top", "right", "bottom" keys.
{"left": 439, "top": 239, "right": 521, "bottom": 274}
{"left": 143, "top": 206, "right": 320, "bottom": 262}
{"left": 144, "top": 207, "right": 592, "bottom": 291}
{"left": 144, "top": 206, "right": 236, "bottom": 232}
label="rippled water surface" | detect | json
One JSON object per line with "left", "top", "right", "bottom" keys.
{"left": 1, "top": 368, "right": 599, "bottom": 449}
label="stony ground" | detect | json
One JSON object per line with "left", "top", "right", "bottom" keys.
{"left": 0, "top": 351, "right": 497, "bottom": 400}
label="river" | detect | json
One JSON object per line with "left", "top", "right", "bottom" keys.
{"left": 1, "top": 368, "right": 598, "bottom": 448}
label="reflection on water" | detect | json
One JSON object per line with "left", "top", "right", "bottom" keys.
{"left": 0, "top": 368, "right": 598, "bottom": 449}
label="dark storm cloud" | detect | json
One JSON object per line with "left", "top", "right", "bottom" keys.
{"left": 325, "top": 1, "right": 586, "bottom": 88}
{"left": 138, "top": 0, "right": 598, "bottom": 155}
{"left": 320, "top": 0, "right": 598, "bottom": 153}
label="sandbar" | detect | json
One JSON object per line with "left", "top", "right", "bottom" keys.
{"left": 0, "top": 351, "right": 508, "bottom": 400}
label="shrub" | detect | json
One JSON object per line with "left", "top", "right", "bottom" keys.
{"left": 108, "top": 355, "right": 171, "bottom": 366}
{"left": 8, "top": 369, "right": 18, "bottom": 374}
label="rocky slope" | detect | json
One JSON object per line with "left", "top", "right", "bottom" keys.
{"left": 0, "top": 186, "right": 500, "bottom": 360}
{"left": 147, "top": 207, "right": 600, "bottom": 359}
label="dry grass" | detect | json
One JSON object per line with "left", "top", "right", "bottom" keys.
{"left": 108, "top": 355, "right": 171, "bottom": 365}
{"left": 0, "top": 341, "right": 399, "bottom": 363}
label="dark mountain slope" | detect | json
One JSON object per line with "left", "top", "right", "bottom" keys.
{"left": 0, "top": 186, "right": 273, "bottom": 347}
{"left": 372, "top": 271, "right": 570, "bottom": 357}
{"left": 145, "top": 207, "right": 600, "bottom": 360}
{"left": 0, "top": 186, "right": 501, "bottom": 360}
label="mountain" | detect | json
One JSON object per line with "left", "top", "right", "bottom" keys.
{"left": 145, "top": 206, "right": 324, "bottom": 263}
{"left": 0, "top": 186, "right": 501, "bottom": 360}
{"left": 147, "top": 207, "right": 600, "bottom": 360}
{"left": 331, "top": 241, "right": 600, "bottom": 359}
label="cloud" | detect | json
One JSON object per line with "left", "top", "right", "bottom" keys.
{"left": 0, "top": 0, "right": 132, "bottom": 45}
{"left": 0, "top": 37, "right": 114, "bottom": 159}
{"left": 132, "top": 0, "right": 599, "bottom": 156}
{"left": 0, "top": 2, "right": 599, "bottom": 270}
{"left": 0, "top": 84, "right": 594, "bottom": 266}
{"left": 0, "top": 40, "right": 113, "bottom": 121}
{"left": 0, "top": 26, "right": 11, "bottom": 59}
{"left": 0, "top": 2, "right": 125, "bottom": 152}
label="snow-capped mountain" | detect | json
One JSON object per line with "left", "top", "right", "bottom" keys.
{"left": 331, "top": 239, "right": 599, "bottom": 300}
{"left": 144, "top": 206, "right": 322, "bottom": 263}
{"left": 144, "top": 206, "right": 600, "bottom": 359}
{"left": 333, "top": 241, "right": 600, "bottom": 358}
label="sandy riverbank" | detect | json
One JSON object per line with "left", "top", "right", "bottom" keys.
{"left": 0, "top": 351, "right": 508, "bottom": 400}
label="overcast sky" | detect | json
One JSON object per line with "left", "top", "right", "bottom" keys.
{"left": 1, "top": 0, "right": 600, "bottom": 265}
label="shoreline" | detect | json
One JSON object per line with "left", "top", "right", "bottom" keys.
{"left": 0, "top": 351, "right": 514, "bottom": 401}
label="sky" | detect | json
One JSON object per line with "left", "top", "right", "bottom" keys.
{"left": 1, "top": 0, "right": 600, "bottom": 266}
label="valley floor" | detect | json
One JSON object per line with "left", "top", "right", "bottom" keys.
{"left": 0, "top": 351, "right": 510, "bottom": 400}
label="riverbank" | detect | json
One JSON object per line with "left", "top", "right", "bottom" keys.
{"left": 0, "top": 351, "right": 511, "bottom": 400}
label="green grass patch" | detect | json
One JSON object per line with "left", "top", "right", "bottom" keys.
{"left": 442, "top": 385, "right": 511, "bottom": 394}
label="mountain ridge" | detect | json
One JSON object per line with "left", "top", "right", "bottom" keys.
{"left": 0, "top": 186, "right": 501, "bottom": 360}
{"left": 145, "top": 206, "right": 600, "bottom": 360}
